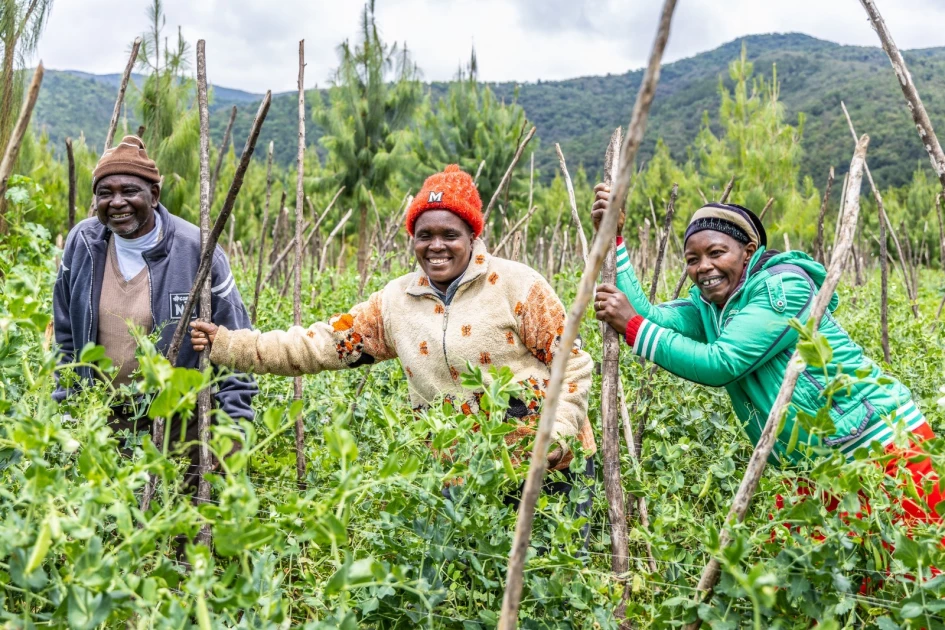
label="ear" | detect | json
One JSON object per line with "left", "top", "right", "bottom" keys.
{"left": 151, "top": 180, "right": 162, "bottom": 207}
{"left": 743, "top": 242, "right": 758, "bottom": 263}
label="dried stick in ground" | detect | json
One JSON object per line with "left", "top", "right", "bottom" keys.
{"left": 0, "top": 63, "right": 44, "bottom": 228}
{"left": 209, "top": 105, "right": 237, "bottom": 209}
{"left": 719, "top": 175, "right": 735, "bottom": 203}
{"left": 859, "top": 0, "right": 945, "bottom": 192}
{"left": 163, "top": 92, "right": 272, "bottom": 367}
{"left": 65, "top": 137, "right": 77, "bottom": 230}
{"left": 510, "top": 231, "right": 523, "bottom": 261}
{"left": 684, "top": 134, "right": 870, "bottom": 629}
{"left": 879, "top": 205, "right": 891, "bottom": 362}
{"left": 250, "top": 142, "right": 275, "bottom": 325}
{"left": 473, "top": 160, "right": 486, "bottom": 185}
{"left": 840, "top": 101, "right": 918, "bottom": 317}
{"left": 104, "top": 38, "right": 142, "bottom": 151}
{"left": 493, "top": 205, "right": 537, "bottom": 255}
{"left": 812, "top": 167, "right": 835, "bottom": 264}
{"left": 194, "top": 40, "right": 214, "bottom": 545}
{"left": 499, "top": 1, "right": 678, "bottom": 625}
{"left": 599, "top": 129, "right": 631, "bottom": 598}
{"left": 555, "top": 143, "right": 588, "bottom": 257}
{"left": 936, "top": 193, "right": 944, "bottom": 274}
{"left": 649, "top": 185, "right": 677, "bottom": 302}
{"left": 758, "top": 197, "right": 775, "bottom": 222}
{"left": 293, "top": 40, "right": 307, "bottom": 487}
{"left": 320, "top": 209, "right": 355, "bottom": 273}
{"left": 482, "top": 126, "right": 536, "bottom": 228}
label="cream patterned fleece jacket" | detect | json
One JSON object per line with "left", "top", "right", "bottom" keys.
{"left": 209, "top": 239, "right": 595, "bottom": 466}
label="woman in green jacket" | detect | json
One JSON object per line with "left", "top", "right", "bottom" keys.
{"left": 591, "top": 184, "right": 942, "bottom": 527}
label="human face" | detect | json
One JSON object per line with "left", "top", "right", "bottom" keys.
{"left": 413, "top": 210, "right": 474, "bottom": 292}
{"left": 94, "top": 174, "right": 159, "bottom": 239}
{"left": 684, "top": 231, "right": 757, "bottom": 307}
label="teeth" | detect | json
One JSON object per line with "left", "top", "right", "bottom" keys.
{"left": 428, "top": 258, "right": 449, "bottom": 264}
{"left": 112, "top": 213, "right": 131, "bottom": 219}
{"left": 701, "top": 277, "right": 723, "bottom": 287}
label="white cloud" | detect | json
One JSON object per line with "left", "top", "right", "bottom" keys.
{"left": 34, "top": 0, "right": 945, "bottom": 93}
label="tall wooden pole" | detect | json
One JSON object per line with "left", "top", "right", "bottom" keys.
{"left": 0, "top": 62, "right": 43, "bottom": 229}
{"left": 293, "top": 40, "right": 307, "bottom": 486}
{"left": 498, "top": 1, "right": 678, "bottom": 626}
{"left": 209, "top": 105, "right": 238, "bottom": 209}
{"left": 250, "top": 141, "right": 275, "bottom": 325}
{"left": 812, "top": 167, "right": 835, "bottom": 265}
{"left": 194, "top": 40, "right": 213, "bottom": 546}
{"left": 104, "top": 37, "right": 142, "bottom": 151}
{"left": 65, "top": 137, "right": 77, "bottom": 230}
{"left": 599, "top": 128, "right": 630, "bottom": 603}
{"left": 684, "top": 134, "right": 870, "bottom": 628}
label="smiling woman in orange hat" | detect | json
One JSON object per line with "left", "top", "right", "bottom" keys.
{"left": 191, "top": 165, "right": 596, "bottom": 508}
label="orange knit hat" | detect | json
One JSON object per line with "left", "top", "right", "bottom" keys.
{"left": 406, "top": 164, "right": 483, "bottom": 237}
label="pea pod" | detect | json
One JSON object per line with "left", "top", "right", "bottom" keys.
{"left": 698, "top": 472, "right": 712, "bottom": 499}
{"left": 500, "top": 443, "right": 518, "bottom": 486}
{"left": 25, "top": 519, "right": 52, "bottom": 574}
{"left": 196, "top": 592, "right": 212, "bottom": 630}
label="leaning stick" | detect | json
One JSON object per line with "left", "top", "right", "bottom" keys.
{"left": 209, "top": 105, "right": 237, "bottom": 209}
{"left": 812, "top": 167, "right": 835, "bottom": 264}
{"left": 649, "top": 183, "right": 677, "bottom": 301}
{"left": 493, "top": 205, "right": 537, "bottom": 254}
{"left": 937, "top": 194, "right": 944, "bottom": 273}
{"left": 164, "top": 91, "right": 272, "bottom": 367}
{"left": 499, "top": 1, "right": 678, "bottom": 626}
{"left": 194, "top": 40, "right": 214, "bottom": 545}
{"left": 684, "top": 134, "right": 870, "bottom": 627}
{"left": 293, "top": 40, "right": 306, "bottom": 486}
{"left": 377, "top": 191, "right": 411, "bottom": 258}
{"left": 0, "top": 62, "right": 43, "bottom": 226}
{"left": 65, "top": 138, "right": 77, "bottom": 230}
{"left": 879, "top": 201, "right": 891, "bottom": 362}
{"left": 250, "top": 141, "right": 275, "bottom": 325}
{"left": 473, "top": 160, "right": 486, "bottom": 186}
{"left": 719, "top": 175, "right": 736, "bottom": 204}
{"left": 600, "top": 128, "right": 631, "bottom": 614}
{"left": 319, "top": 208, "right": 354, "bottom": 273}
{"left": 482, "top": 126, "right": 536, "bottom": 227}
{"left": 265, "top": 221, "right": 312, "bottom": 285}
{"left": 555, "top": 143, "right": 589, "bottom": 258}
{"left": 758, "top": 197, "right": 775, "bottom": 222}
{"left": 840, "top": 101, "right": 918, "bottom": 317}
{"left": 859, "top": 0, "right": 945, "bottom": 193}
{"left": 104, "top": 37, "right": 142, "bottom": 151}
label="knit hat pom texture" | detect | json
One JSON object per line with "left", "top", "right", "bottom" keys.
{"left": 406, "top": 164, "right": 483, "bottom": 237}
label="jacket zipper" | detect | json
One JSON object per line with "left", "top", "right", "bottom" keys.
{"left": 441, "top": 303, "right": 451, "bottom": 372}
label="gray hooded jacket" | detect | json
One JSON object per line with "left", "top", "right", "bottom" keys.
{"left": 53, "top": 203, "right": 257, "bottom": 421}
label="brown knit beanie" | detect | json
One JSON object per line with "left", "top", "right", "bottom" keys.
{"left": 91, "top": 135, "right": 161, "bottom": 189}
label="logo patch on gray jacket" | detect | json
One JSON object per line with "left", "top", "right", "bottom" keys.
{"left": 169, "top": 293, "right": 192, "bottom": 320}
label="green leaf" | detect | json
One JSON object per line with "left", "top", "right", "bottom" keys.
{"left": 67, "top": 586, "right": 112, "bottom": 630}
{"left": 79, "top": 343, "right": 105, "bottom": 364}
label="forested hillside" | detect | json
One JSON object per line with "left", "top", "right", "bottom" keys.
{"left": 32, "top": 33, "right": 945, "bottom": 187}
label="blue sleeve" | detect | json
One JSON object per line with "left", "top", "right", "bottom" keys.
{"left": 209, "top": 248, "right": 258, "bottom": 422}
{"left": 52, "top": 229, "right": 78, "bottom": 403}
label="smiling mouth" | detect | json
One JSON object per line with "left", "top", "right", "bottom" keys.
{"left": 700, "top": 276, "right": 724, "bottom": 288}
{"left": 426, "top": 257, "right": 451, "bottom": 266}
{"left": 110, "top": 212, "right": 133, "bottom": 221}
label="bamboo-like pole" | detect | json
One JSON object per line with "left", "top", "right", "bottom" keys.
{"left": 194, "top": 40, "right": 213, "bottom": 546}
{"left": 498, "top": 1, "right": 678, "bottom": 626}
{"left": 65, "top": 137, "right": 77, "bottom": 230}
{"left": 555, "top": 143, "right": 588, "bottom": 257}
{"left": 684, "top": 135, "right": 870, "bottom": 627}
{"left": 859, "top": 0, "right": 945, "bottom": 193}
{"left": 649, "top": 184, "right": 678, "bottom": 301}
{"left": 250, "top": 141, "right": 275, "bottom": 325}
{"left": 320, "top": 208, "right": 355, "bottom": 272}
{"left": 0, "top": 62, "right": 44, "bottom": 228}
{"left": 103, "top": 38, "right": 142, "bottom": 151}
{"left": 599, "top": 128, "right": 634, "bottom": 620}
{"left": 812, "top": 167, "right": 835, "bottom": 264}
{"left": 163, "top": 91, "right": 272, "bottom": 367}
{"left": 840, "top": 101, "right": 918, "bottom": 317}
{"left": 209, "top": 105, "right": 237, "bottom": 209}
{"left": 482, "top": 126, "right": 536, "bottom": 227}
{"left": 293, "top": 40, "right": 307, "bottom": 486}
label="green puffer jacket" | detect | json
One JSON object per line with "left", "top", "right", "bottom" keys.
{"left": 615, "top": 239, "right": 920, "bottom": 465}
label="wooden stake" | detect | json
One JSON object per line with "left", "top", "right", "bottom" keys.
{"left": 195, "top": 40, "right": 213, "bottom": 546}
{"left": 293, "top": 40, "right": 306, "bottom": 487}
{"left": 493, "top": 205, "right": 537, "bottom": 255}
{"left": 812, "top": 167, "right": 835, "bottom": 264}
{"left": 499, "top": 1, "right": 678, "bottom": 625}
{"left": 250, "top": 141, "right": 275, "bottom": 325}
{"left": 555, "top": 143, "right": 588, "bottom": 258}
{"left": 719, "top": 175, "right": 735, "bottom": 203}
{"left": 684, "top": 134, "right": 870, "bottom": 627}
{"left": 209, "top": 105, "right": 237, "bottom": 209}
{"left": 320, "top": 208, "right": 354, "bottom": 272}
{"left": 859, "top": 0, "right": 945, "bottom": 193}
{"left": 0, "top": 62, "right": 43, "bottom": 229}
{"left": 163, "top": 91, "right": 272, "bottom": 367}
{"left": 600, "top": 127, "right": 631, "bottom": 618}
{"left": 936, "top": 193, "right": 944, "bottom": 273}
{"left": 758, "top": 197, "right": 775, "bottom": 222}
{"left": 879, "top": 204, "right": 891, "bottom": 363}
{"left": 649, "top": 184, "right": 677, "bottom": 301}
{"left": 65, "top": 137, "right": 77, "bottom": 231}
{"left": 482, "top": 126, "right": 536, "bottom": 228}
{"left": 104, "top": 37, "right": 142, "bottom": 151}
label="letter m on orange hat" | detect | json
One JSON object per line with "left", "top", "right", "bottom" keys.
{"left": 428, "top": 191, "right": 443, "bottom": 203}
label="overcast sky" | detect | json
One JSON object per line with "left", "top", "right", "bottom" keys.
{"left": 34, "top": 0, "right": 945, "bottom": 93}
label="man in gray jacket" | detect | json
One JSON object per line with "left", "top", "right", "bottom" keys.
{"left": 53, "top": 135, "right": 256, "bottom": 481}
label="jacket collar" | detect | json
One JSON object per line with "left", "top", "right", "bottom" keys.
{"left": 80, "top": 203, "right": 175, "bottom": 261}
{"left": 406, "top": 238, "right": 490, "bottom": 299}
